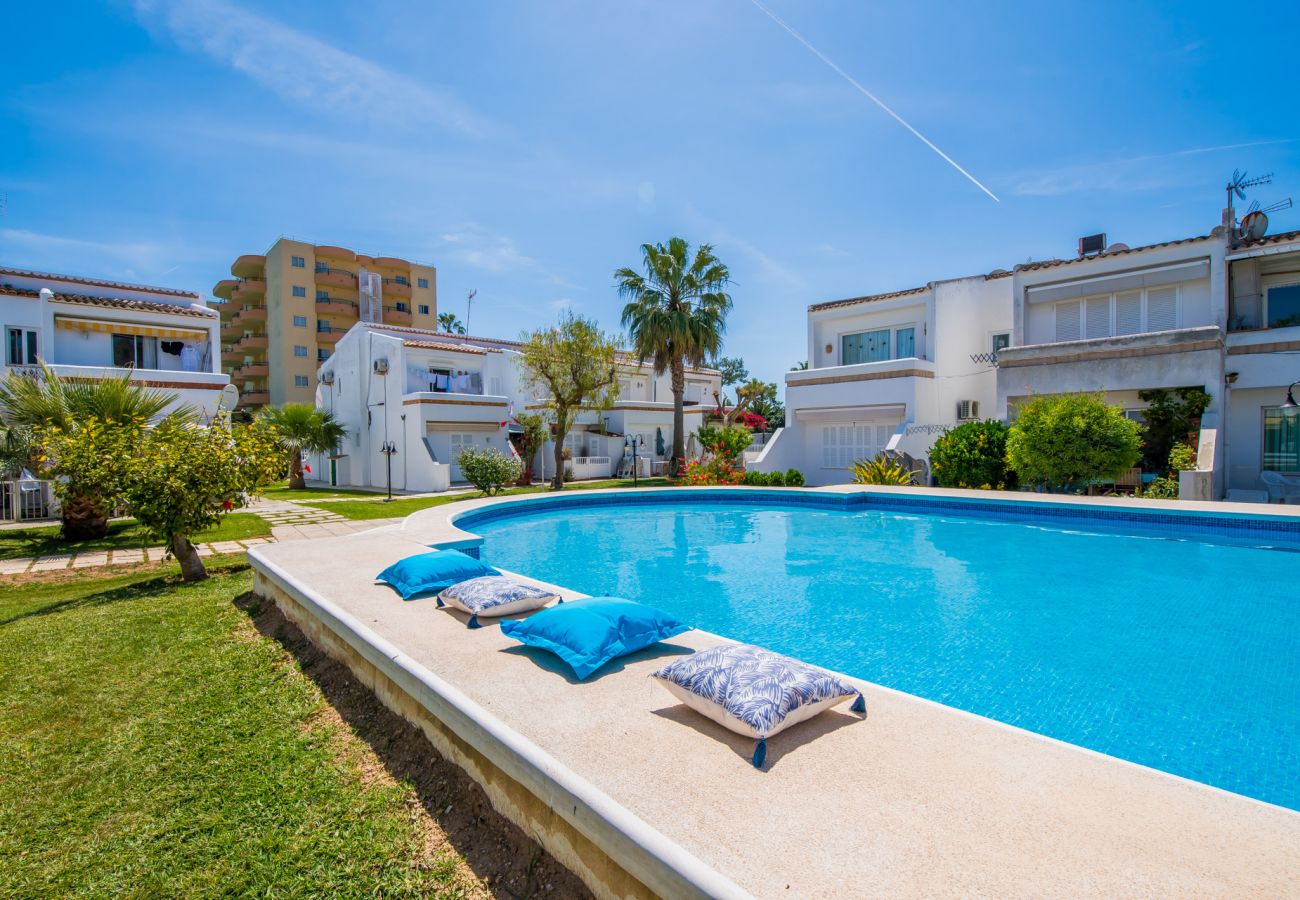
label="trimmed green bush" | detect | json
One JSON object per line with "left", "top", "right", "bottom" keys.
{"left": 1007, "top": 393, "right": 1142, "bottom": 491}
{"left": 929, "top": 419, "right": 1016, "bottom": 490}
{"left": 456, "top": 446, "right": 522, "bottom": 496}
{"left": 784, "top": 468, "right": 805, "bottom": 487}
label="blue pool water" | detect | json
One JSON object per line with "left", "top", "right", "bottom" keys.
{"left": 465, "top": 493, "right": 1300, "bottom": 810}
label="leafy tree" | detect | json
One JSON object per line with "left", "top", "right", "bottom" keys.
{"left": 617, "top": 237, "right": 733, "bottom": 476}
{"left": 929, "top": 420, "right": 1016, "bottom": 490}
{"left": 257, "top": 403, "right": 347, "bottom": 489}
{"left": 0, "top": 363, "right": 189, "bottom": 539}
{"left": 456, "top": 446, "right": 521, "bottom": 496}
{"left": 791, "top": 360, "right": 809, "bottom": 371}
{"left": 517, "top": 312, "right": 620, "bottom": 490}
{"left": 1007, "top": 393, "right": 1142, "bottom": 491}
{"left": 712, "top": 356, "right": 749, "bottom": 386}
{"left": 438, "top": 311, "right": 467, "bottom": 335}
{"left": 33, "top": 418, "right": 138, "bottom": 541}
{"left": 1136, "top": 387, "right": 1211, "bottom": 472}
{"left": 510, "top": 412, "right": 548, "bottom": 485}
{"left": 696, "top": 424, "right": 753, "bottom": 465}
{"left": 749, "top": 389, "right": 785, "bottom": 430}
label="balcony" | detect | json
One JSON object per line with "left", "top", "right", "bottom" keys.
{"left": 237, "top": 390, "right": 270, "bottom": 407}
{"left": 221, "top": 347, "right": 244, "bottom": 363}
{"left": 315, "top": 298, "right": 358, "bottom": 317}
{"left": 234, "top": 306, "right": 267, "bottom": 325}
{"left": 374, "top": 256, "right": 410, "bottom": 269}
{"left": 402, "top": 391, "right": 510, "bottom": 425}
{"left": 314, "top": 245, "right": 356, "bottom": 262}
{"left": 232, "top": 279, "right": 265, "bottom": 303}
{"left": 221, "top": 323, "right": 242, "bottom": 340}
{"left": 233, "top": 363, "right": 269, "bottom": 379}
{"left": 316, "top": 329, "right": 343, "bottom": 345}
{"left": 382, "top": 278, "right": 412, "bottom": 298}
{"left": 238, "top": 335, "right": 269, "bottom": 351}
{"left": 213, "top": 279, "right": 238, "bottom": 300}
{"left": 231, "top": 254, "right": 265, "bottom": 278}
{"left": 383, "top": 307, "right": 412, "bottom": 325}
{"left": 784, "top": 358, "right": 935, "bottom": 425}
{"left": 314, "top": 266, "right": 356, "bottom": 289}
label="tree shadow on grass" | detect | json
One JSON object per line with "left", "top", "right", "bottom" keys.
{"left": 0, "top": 562, "right": 252, "bottom": 628}
{"left": 233, "top": 590, "right": 594, "bottom": 900}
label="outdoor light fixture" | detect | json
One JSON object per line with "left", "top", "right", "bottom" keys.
{"left": 1282, "top": 381, "right": 1300, "bottom": 418}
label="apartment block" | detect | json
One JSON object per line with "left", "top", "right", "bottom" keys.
{"left": 214, "top": 239, "right": 437, "bottom": 407}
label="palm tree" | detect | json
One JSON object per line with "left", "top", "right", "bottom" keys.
{"left": 438, "top": 312, "right": 467, "bottom": 335}
{"left": 257, "top": 403, "right": 347, "bottom": 489}
{"left": 0, "top": 362, "right": 188, "bottom": 539}
{"left": 616, "top": 238, "right": 732, "bottom": 476}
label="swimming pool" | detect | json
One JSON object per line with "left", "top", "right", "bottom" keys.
{"left": 461, "top": 491, "right": 1300, "bottom": 810}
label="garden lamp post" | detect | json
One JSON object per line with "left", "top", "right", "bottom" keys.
{"left": 380, "top": 441, "right": 398, "bottom": 501}
{"left": 1282, "top": 382, "right": 1300, "bottom": 418}
{"left": 626, "top": 435, "right": 640, "bottom": 486}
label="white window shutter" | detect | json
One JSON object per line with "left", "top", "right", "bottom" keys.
{"left": 1085, "top": 296, "right": 1111, "bottom": 339}
{"left": 1115, "top": 291, "right": 1142, "bottom": 335}
{"left": 1055, "top": 300, "right": 1081, "bottom": 342}
{"left": 1146, "top": 287, "right": 1177, "bottom": 331}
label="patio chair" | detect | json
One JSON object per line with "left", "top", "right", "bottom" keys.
{"left": 1260, "top": 471, "right": 1300, "bottom": 504}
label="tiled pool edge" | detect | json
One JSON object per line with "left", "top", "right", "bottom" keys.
{"left": 249, "top": 549, "right": 751, "bottom": 900}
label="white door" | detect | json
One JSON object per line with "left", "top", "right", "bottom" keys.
{"left": 449, "top": 433, "right": 473, "bottom": 481}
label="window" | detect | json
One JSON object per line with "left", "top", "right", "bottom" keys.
{"left": 991, "top": 333, "right": 1010, "bottom": 354}
{"left": 395, "top": 301, "right": 410, "bottom": 313}
{"left": 6, "top": 327, "right": 38, "bottom": 366}
{"left": 293, "top": 345, "right": 308, "bottom": 357}
{"left": 317, "top": 348, "right": 330, "bottom": 362}
{"left": 418, "top": 304, "right": 430, "bottom": 315}
{"left": 292, "top": 315, "right": 307, "bottom": 327}
{"left": 1055, "top": 286, "right": 1179, "bottom": 341}
{"left": 821, "top": 424, "right": 893, "bottom": 468}
{"left": 316, "top": 321, "right": 332, "bottom": 333}
{"left": 294, "top": 375, "right": 310, "bottom": 388}
{"left": 1266, "top": 283, "right": 1300, "bottom": 329}
{"left": 395, "top": 275, "right": 409, "bottom": 286}
{"left": 112, "top": 334, "right": 157, "bottom": 369}
{"left": 316, "top": 290, "right": 329, "bottom": 301}
{"left": 291, "top": 255, "right": 305, "bottom": 268}
{"left": 1263, "top": 407, "right": 1300, "bottom": 473}
{"left": 450, "top": 433, "right": 473, "bottom": 467}
{"left": 315, "top": 261, "right": 328, "bottom": 273}
{"left": 292, "top": 286, "right": 306, "bottom": 298}
{"left": 417, "top": 277, "right": 429, "bottom": 289}
{"left": 895, "top": 327, "right": 916, "bottom": 359}
{"left": 841, "top": 329, "right": 892, "bottom": 365}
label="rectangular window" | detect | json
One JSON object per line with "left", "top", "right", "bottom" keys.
{"left": 395, "top": 275, "right": 409, "bottom": 286}
{"left": 317, "top": 348, "right": 330, "bottom": 362}
{"left": 1084, "top": 295, "right": 1110, "bottom": 339}
{"left": 895, "top": 327, "right": 916, "bottom": 359}
{"left": 821, "top": 424, "right": 888, "bottom": 468}
{"left": 291, "top": 255, "right": 305, "bottom": 268}
{"left": 1055, "top": 300, "right": 1082, "bottom": 341}
{"left": 1146, "top": 287, "right": 1178, "bottom": 331}
{"left": 293, "top": 345, "right": 308, "bottom": 357}
{"left": 316, "top": 290, "right": 329, "bottom": 301}
{"left": 418, "top": 304, "right": 430, "bottom": 315}
{"left": 292, "top": 315, "right": 307, "bottom": 327}
{"left": 111, "top": 334, "right": 158, "bottom": 369}
{"left": 292, "top": 286, "right": 306, "bottom": 298}
{"left": 294, "top": 375, "right": 310, "bottom": 387}
{"left": 315, "top": 261, "right": 328, "bottom": 273}
{"left": 841, "top": 329, "right": 891, "bottom": 365}
{"left": 417, "top": 277, "right": 429, "bottom": 289}
{"left": 991, "top": 333, "right": 1011, "bottom": 354}
{"left": 1115, "top": 291, "right": 1142, "bottom": 335}
{"left": 1263, "top": 407, "right": 1300, "bottom": 473}
{"left": 395, "top": 301, "right": 410, "bottom": 313}
{"left": 1266, "top": 283, "right": 1300, "bottom": 329}
{"left": 316, "top": 321, "right": 332, "bottom": 333}
{"left": 6, "top": 327, "right": 38, "bottom": 365}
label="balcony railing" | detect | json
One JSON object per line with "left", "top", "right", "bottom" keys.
{"left": 383, "top": 306, "right": 412, "bottom": 325}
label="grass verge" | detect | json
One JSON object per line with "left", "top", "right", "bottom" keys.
{"left": 0, "top": 513, "right": 271, "bottom": 561}
{"left": 0, "top": 562, "right": 587, "bottom": 898}
{"left": 300, "top": 477, "right": 676, "bottom": 520}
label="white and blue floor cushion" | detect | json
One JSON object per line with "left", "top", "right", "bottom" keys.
{"left": 437, "top": 576, "right": 560, "bottom": 628}
{"left": 651, "top": 643, "right": 867, "bottom": 768}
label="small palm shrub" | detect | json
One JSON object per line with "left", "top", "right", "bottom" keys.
{"left": 456, "top": 447, "right": 522, "bottom": 496}
{"left": 849, "top": 455, "right": 919, "bottom": 486}
{"left": 929, "top": 420, "right": 1015, "bottom": 490}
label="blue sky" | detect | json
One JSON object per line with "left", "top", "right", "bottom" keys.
{"left": 2, "top": 1, "right": 1297, "bottom": 386}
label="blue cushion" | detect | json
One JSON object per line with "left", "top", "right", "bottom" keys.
{"left": 376, "top": 549, "right": 499, "bottom": 600}
{"left": 499, "top": 597, "right": 689, "bottom": 680}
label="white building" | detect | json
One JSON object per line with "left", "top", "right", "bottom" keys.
{"left": 752, "top": 224, "right": 1300, "bottom": 499}
{"left": 310, "top": 322, "right": 721, "bottom": 492}
{"left": 0, "top": 265, "right": 231, "bottom": 418}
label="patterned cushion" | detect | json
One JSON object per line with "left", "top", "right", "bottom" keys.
{"left": 651, "top": 643, "right": 866, "bottom": 768}
{"left": 437, "top": 576, "right": 559, "bottom": 628}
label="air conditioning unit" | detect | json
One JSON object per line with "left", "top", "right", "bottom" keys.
{"left": 318, "top": 370, "right": 335, "bottom": 385}
{"left": 956, "top": 399, "right": 980, "bottom": 421}
{"left": 373, "top": 358, "right": 389, "bottom": 375}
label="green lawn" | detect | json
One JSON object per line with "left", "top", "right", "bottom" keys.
{"left": 302, "top": 477, "right": 676, "bottom": 521}
{"left": 263, "top": 484, "right": 396, "bottom": 501}
{"left": 0, "top": 513, "right": 271, "bottom": 561}
{"left": 0, "top": 563, "right": 469, "bottom": 897}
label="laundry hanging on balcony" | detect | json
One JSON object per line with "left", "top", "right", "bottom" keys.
{"left": 54, "top": 315, "right": 209, "bottom": 341}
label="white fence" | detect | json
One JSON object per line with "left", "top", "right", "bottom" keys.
{"left": 1, "top": 479, "right": 58, "bottom": 523}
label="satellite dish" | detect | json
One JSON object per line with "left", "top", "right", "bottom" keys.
{"left": 1105, "top": 242, "right": 1129, "bottom": 253}
{"left": 220, "top": 384, "right": 240, "bottom": 410}
{"left": 1240, "top": 211, "right": 1268, "bottom": 241}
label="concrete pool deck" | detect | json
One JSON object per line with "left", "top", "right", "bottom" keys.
{"left": 249, "top": 486, "right": 1300, "bottom": 898}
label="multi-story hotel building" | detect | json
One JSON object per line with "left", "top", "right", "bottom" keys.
{"left": 213, "top": 238, "right": 437, "bottom": 407}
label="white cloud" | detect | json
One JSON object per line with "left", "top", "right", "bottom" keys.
{"left": 438, "top": 226, "right": 533, "bottom": 272}
{"left": 0, "top": 228, "right": 172, "bottom": 277}
{"left": 133, "top": 0, "right": 492, "bottom": 137}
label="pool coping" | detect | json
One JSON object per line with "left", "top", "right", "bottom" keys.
{"left": 249, "top": 485, "right": 1300, "bottom": 897}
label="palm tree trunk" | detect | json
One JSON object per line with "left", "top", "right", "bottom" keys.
{"left": 289, "top": 448, "right": 305, "bottom": 490}
{"left": 60, "top": 493, "right": 110, "bottom": 541}
{"left": 670, "top": 357, "right": 686, "bottom": 476}
{"left": 170, "top": 534, "right": 208, "bottom": 582}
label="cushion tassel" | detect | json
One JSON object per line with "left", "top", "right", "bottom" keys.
{"left": 851, "top": 693, "right": 867, "bottom": 715}
{"left": 751, "top": 738, "right": 766, "bottom": 769}
{"left": 436, "top": 597, "right": 445, "bottom": 608}
{"left": 468, "top": 613, "right": 480, "bottom": 629}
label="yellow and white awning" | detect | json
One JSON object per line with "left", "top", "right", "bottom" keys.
{"left": 54, "top": 316, "right": 210, "bottom": 341}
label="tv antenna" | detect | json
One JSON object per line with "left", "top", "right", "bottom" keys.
{"left": 465, "top": 288, "right": 477, "bottom": 335}
{"left": 1226, "top": 169, "right": 1272, "bottom": 212}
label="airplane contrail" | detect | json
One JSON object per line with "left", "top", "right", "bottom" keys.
{"left": 749, "top": 0, "right": 1000, "bottom": 202}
